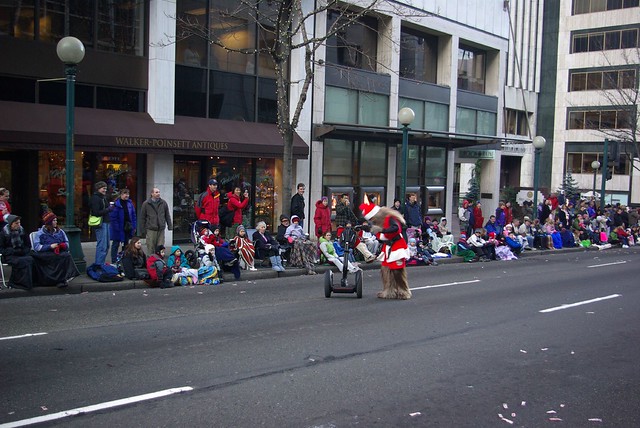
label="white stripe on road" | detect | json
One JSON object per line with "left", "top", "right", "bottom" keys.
{"left": 0, "top": 387, "right": 194, "bottom": 428}
{"left": 539, "top": 294, "right": 621, "bottom": 313}
{"left": 587, "top": 261, "right": 627, "bottom": 268}
{"left": 0, "top": 332, "right": 47, "bottom": 341}
{"left": 411, "top": 279, "right": 480, "bottom": 291}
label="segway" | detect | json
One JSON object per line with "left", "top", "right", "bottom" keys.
{"left": 324, "top": 225, "right": 363, "bottom": 298}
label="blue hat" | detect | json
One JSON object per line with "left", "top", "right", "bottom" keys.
{"left": 208, "top": 179, "right": 217, "bottom": 185}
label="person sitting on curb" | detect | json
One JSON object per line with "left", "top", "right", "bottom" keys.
{"left": 285, "top": 215, "right": 318, "bottom": 275}
{"left": 0, "top": 214, "right": 34, "bottom": 290}
{"left": 167, "top": 246, "right": 199, "bottom": 285}
{"left": 467, "top": 228, "right": 495, "bottom": 261}
{"left": 252, "top": 221, "right": 285, "bottom": 272}
{"left": 32, "top": 211, "right": 79, "bottom": 287}
{"left": 146, "top": 245, "right": 174, "bottom": 288}
{"left": 231, "top": 225, "right": 257, "bottom": 271}
{"left": 203, "top": 225, "right": 241, "bottom": 279}
{"left": 121, "top": 236, "right": 149, "bottom": 280}
{"left": 319, "top": 231, "right": 360, "bottom": 273}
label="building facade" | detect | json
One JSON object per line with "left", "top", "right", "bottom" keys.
{"left": 538, "top": 0, "right": 640, "bottom": 206}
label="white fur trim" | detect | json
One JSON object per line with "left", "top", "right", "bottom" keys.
{"left": 365, "top": 205, "right": 380, "bottom": 220}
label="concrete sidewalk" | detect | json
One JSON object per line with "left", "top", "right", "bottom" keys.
{"left": 0, "top": 242, "right": 590, "bottom": 299}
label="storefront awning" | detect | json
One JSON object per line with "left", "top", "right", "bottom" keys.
{"left": 0, "top": 101, "right": 309, "bottom": 158}
{"left": 314, "top": 122, "right": 502, "bottom": 150}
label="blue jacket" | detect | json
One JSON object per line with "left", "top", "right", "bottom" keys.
{"left": 485, "top": 220, "right": 501, "bottom": 236}
{"left": 505, "top": 236, "right": 521, "bottom": 251}
{"left": 109, "top": 198, "right": 137, "bottom": 242}
{"left": 404, "top": 201, "right": 422, "bottom": 227}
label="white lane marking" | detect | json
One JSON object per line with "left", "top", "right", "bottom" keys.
{"left": 539, "top": 294, "right": 621, "bottom": 313}
{"left": 0, "top": 333, "right": 47, "bottom": 341}
{"left": 411, "top": 279, "right": 480, "bottom": 291}
{"left": 587, "top": 261, "right": 627, "bottom": 268}
{"left": 0, "top": 387, "right": 194, "bottom": 428}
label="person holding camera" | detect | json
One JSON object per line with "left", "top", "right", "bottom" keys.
{"left": 225, "top": 186, "right": 249, "bottom": 240}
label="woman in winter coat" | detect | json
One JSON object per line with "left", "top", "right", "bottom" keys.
{"left": 121, "top": 236, "right": 148, "bottom": 280}
{"left": 285, "top": 215, "right": 317, "bottom": 275}
{"left": 225, "top": 186, "right": 249, "bottom": 239}
{"left": 109, "top": 189, "right": 137, "bottom": 264}
{"left": 313, "top": 196, "right": 332, "bottom": 239}
{"left": 252, "top": 221, "right": 285, "bottom": 272}
{"left": 319, "top": 231, "right": 360, "bottom": 273}
{"left": 472, "top": 202, "right": 484, "bottom": 230}
{"left": 32, "top": 211, "right": 79, "bottom": 287}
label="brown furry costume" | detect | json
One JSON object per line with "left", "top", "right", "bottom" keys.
{"left": 361, "top": 205, "right": 411, "bottom": 300}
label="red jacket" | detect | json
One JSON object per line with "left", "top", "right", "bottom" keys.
{"left": 313, "top": 200, "right": 332, "bottom": 237}
{"left": 377, "top": 216, "right": 409, "bottom": 270}
{"left": 227, "top": 192, "right": 249, "bottom": 225}
{"left": 196, "top": 188, "right": 220, "bottom": 226}
{"left": 473, "top": 206, "right": 484, "bottom": 229}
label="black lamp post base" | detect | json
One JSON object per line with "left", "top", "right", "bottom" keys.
{"left": 63, "top": 225, "right": 86, "bottom": 273}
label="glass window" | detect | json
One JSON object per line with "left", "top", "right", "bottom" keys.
{"left": 358, "top": 92, "right": 389, "bottom": 126}
{"left": 97, "top": 0, "right": 144, "bottom": 56}
{"left": 425, "top": 147, "right": 446, "bottom": 183}
{"left": 399, "top": 98, "right": 425, "bottom": 129}
{"left": 323, "top": 139, "right": 355, "bottom": 180}
{"left": 175, "top": 65, "right": 207, "bottom": 118}
{"left": 573, "top": 35, "right": 588, "bottom": 53}
{"left": 324, "top": 86, "right": 358, "bottom": 124}
{"left": 568, "top": 111, "right": 585, "bottom": 129}
{"left": 605, "top": 31, "right": 621, "bottom": 50}
{"left": 620, "top": 69, "right": 636, "bottom": 88}
{"left": 583, "top": 153, "right": 599, "bottom": 173}
{"left": 209, "top": 71, "right": 255, "bottom": 121}
{"left": 602, "top": 71, "right": 618, "bottom": 89}
{"left": 326, "top": 12, "right": 378, "bottom": 72}
{"left": 621, "top": 29, "right": 638, "bottom": 49}
{"left": 600, "top": 110, "right": 616, "bottom": 128}
{"left": 456, "top": 107, "right": 476, "bottom": 134}
{"left": 586, "top": 72, "right": 602, "bottom": 90}
{"left": 570, "top": 72, "right": 587, "bottom": 91}
{"left": 504, "top": 109, "right": 516, "bottom": 134}
{"left": 257, "top": 78, "right": 277, "bottom": 124}
{"left": 172, "top": 158, "right": 201, "bottom": 240}
{"left": 426, "top": 102, "right": 449, "bottom": 132}
{"left": 573, "top": 0, "right": 590, "bottom": 14}
{"left": 0, "top": 0, "right": 35, "bottom": 38}
{"left": 616, "top": 109, "right": 631, "bottom": 128}
{"left": 458, "top": 45, "right": 486, "bottom": 93}
{"left": 607, "top": 0, "right": 623, "bottom": 8}
{"left": 477, "top": 111, "right": 496, "bottom": 136}
{"left": 585, "top": 111, "right": 601, "bottom": 129}
{"left": 591, "top": 0, "right": 607, "bottom": 11}
{"left": 567, "top": 153, "right": 583, "bottom": 173}
{"left": 258, "top": 26, "right": 277, "bottom": 78}
{"left": 399, "top": 27, "right": 438, "bottom": 83}
{"left": 0, "top": 76, "right": 36, "bottom": 102}
{"left": 39, "top": 0, "right": 65, "bottom": 42}
{"left": 209, "top": 3, "right": 255, "bottom": 74}
{"left": 588, "top": 33, "right": 604, "bottom": 51}
{"left": 254, "top": 158, "right": 278, "bottom": 230}
{"left": 623, "top": 0, "right": 639, "bottom": 7}
{"left": 360, "top": 142, "right": 387, "bottom": 183}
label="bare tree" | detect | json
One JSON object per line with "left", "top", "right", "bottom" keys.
{"left": 595, "top": 47, "right": 640, "bottom": 167}
{"left": 162, "top": 0, "right": 419, "bottom": 216}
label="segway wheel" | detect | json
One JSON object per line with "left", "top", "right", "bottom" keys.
{"left": 355, "top": 270, "right": 363, "bottom": 298}
{"left": 324, "top": 270, "right": 333, "bottom": 298}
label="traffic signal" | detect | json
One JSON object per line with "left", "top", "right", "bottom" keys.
{"left": 606, "top": 161, "right": 614, "bottom": 181}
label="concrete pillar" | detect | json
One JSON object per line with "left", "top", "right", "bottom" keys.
{"left": 148, "top": 0, "right": 176, "bottom": 124}
{"left": 146, "top": 153, "right": 174, "bottom": 246}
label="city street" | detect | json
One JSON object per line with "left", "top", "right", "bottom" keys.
{"left": 1, "top": 248, "right": 639, "bottom": 427}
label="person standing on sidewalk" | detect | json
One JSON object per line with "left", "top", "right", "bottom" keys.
{"left": 290, "top": 183, "right": 306, "bottom": 228}
{"left": 139, "top": 187, "right": 173, "bottom": 256}
{"left": 195, "top": 178, "right": 220, "bottom": 227}
{"left": 109, "top": 188, "right": 136, "bottom": 263}
{"left": 89, "top": 181, "right": 112, "bottom": 265}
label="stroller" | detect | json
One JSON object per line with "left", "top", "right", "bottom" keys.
{"left": 185, "top": 220, "right": 212, "bottom": 269}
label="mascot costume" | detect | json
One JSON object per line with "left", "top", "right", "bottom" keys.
{"left": 360, "top": 197, "right": 411, "bottom": 300}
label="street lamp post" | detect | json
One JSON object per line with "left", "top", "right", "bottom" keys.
{"left": 532, "top": 136, "right": 546, "bottom": 220}
{"left": 591, "top": 160, "right": 600, "bottom": 205}
{"left": 56, "top": 36, "right": 86, "bottom": 272}
{"left": 398, "top": 107, "right": 415, "bottom": 211}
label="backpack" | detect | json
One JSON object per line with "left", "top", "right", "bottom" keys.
{"left": 194, "top": 192, "right": 207, "bottom": 216}
{"left": 219, "top": 205, "right": 235, "bottom": 228}
{"left": 86, "top": 263, "right": 124, "bottom": 282}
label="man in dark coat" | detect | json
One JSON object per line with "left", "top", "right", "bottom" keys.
{"left": 290, "top": 183, "right": 306, "bottom": 228}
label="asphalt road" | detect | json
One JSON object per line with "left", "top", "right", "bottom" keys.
{"left": 1, "top": 247, "right": 639, "bottom": 427}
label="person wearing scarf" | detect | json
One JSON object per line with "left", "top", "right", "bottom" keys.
{"left": 0, "top": 214, "right": 34, "bottom": 290}
{"left": 31, "top": 211, "right": 79, "bottom": 287}
{"left": 231, "top": 225, "right": 256, "bottom": 271}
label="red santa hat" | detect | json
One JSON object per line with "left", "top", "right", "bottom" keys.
{"left": 359, "top": 194, "right": 380, "bottom": 220}
{"left": 488, "top": 232, "right": 496, "bottom": 239}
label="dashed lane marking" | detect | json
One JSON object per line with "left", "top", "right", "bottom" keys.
{"left": 0, "top": 332, "right": 47, "bottom": 341}
{"left": 0, "top": 387, "right": 194, "bottom": 427}
{"left": 411, "top": 279, "right": 481, "bottom": 291}
{"left": 539, "top": 294, "right": 621, "bottom": 313}
{"left": 587, "top": 260, "right": 627, "bottom": 268}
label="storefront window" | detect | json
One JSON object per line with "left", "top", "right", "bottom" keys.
{"left": 173, "top": 159, "right": 202, "bottom": 241}
{"left": 0, "top": 1, "right": 35, "bottom": 39}
{"left": 255, "top": 159, "right": 277, "bottom": 230}
{"left": 38, "top": 151, "right": 138, "bottom": 240}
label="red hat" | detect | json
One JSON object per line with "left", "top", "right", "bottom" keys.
{"left": 359, "top": 194, "right": 380, "bottom": 220}
{"left": 488, "top": 232, "right": 496, "bottom": 239}
{"left": 42, "top": 211, "right": 57, "bottom": 225}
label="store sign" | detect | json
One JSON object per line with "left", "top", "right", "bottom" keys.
{"left": 458, "top": 149, "right": 495, "bottom": 160}
{"left": 115, "top": 137, "right": 229, "bottom": 151}
{"left": 501, "top": 142, "right": 529, "bottom": 155}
